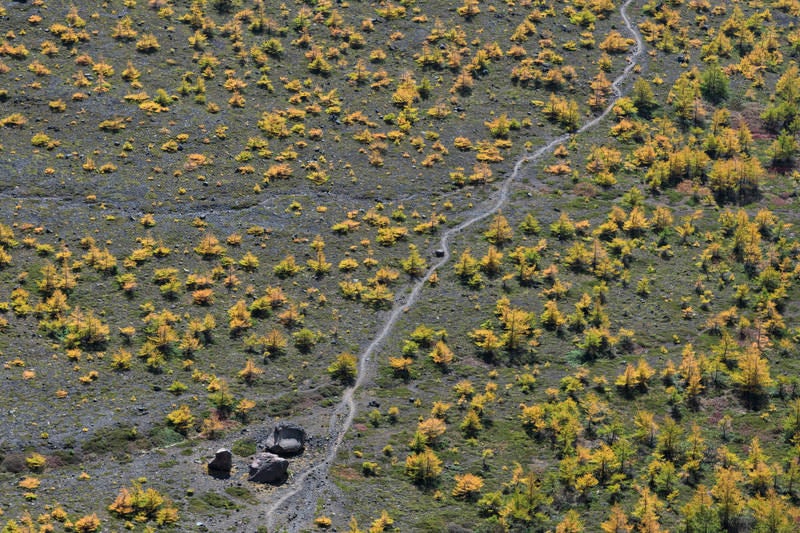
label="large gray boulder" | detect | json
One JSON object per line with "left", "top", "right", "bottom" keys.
{"left": 207, "top": 448, "right": 233, "bottom": 478}
{"left": 248, "top": 452, "right": 288, "bottom": 484}
{"left": 263, "top": 423, "right": 306, "bottom": 456}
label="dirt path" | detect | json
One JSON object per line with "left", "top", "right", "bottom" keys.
{"left": 264, "top": 1, "right": 645, "bottom": 530}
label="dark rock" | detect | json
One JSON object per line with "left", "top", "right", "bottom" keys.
{"left": 208, "top": 448, "right": 233, "bottom": 478}
{"left": 263, "top": 423, "right": 306, "bottom": 456}
{"left": 248, "top": 452, "right": 288, "bottom": 484}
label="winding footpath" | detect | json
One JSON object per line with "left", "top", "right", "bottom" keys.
{"left": 264, "top": 1, "right": 645, "bottom": 530}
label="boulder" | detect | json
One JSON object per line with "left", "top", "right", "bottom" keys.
{"left": 248, "top": 452, "right": 288, "bottom": 484}
{"left": 207, "top": 448, "right": 232, "bottom": 477}
{"left": 263, "top": 423, "right": 306, "bottom": 456}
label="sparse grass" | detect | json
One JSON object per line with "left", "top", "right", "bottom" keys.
{"left": 0, "top": 0, "right": 799, "bottom": 530}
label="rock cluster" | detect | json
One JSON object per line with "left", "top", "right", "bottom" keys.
{"left": 206, "top": 423, "right": 307, "bottom": 485}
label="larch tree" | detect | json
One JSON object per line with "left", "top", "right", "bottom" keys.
{"left": 634, "top": 410, "right": 659, "bottom": 447}
{"left": 452, "top": 473, "right": 484, "bottom": 500}
{"left": 668, "top": 72, "right": 706, "bottom": 127}
{"left": 500, "top": 307, "right": 532, "bottom": 352}
{"left": 711, "top": 467, "right": 746, "bottom": 531}
{"left": 632, "top": 78, "right": 657, "bottom": 117}
{"left": 749, "top": 489, "right": 797, "bottom": 533}
{"left": 657, "top": 416, "right": 683, "bottom": 460}
{"left": 555, "top": 509, "right": 584, "bottom": 533}
{"left": 541, "top": 300, "right": 566, "bottom": 332}
{"left": 700, "top": 62, "right": 729, "bottom": 104}
{"left": 633, "top": 486, "right": 666, "bottom": 533}
{"left": 601, "top": 505, "right": 633, "bottom": 533}
{"left": 454, "top": 248, "right": 479, "bottom": 279}
{"left": 460, "top": 409, "right": 483, "bottom": 437}
{"left": 734, "top": 343, "right": 774, "bottom": 403}
{"left": 480, "top": 245, "right": 503, "bottom": 276}
{"left": 590, "top": 443, "right": 619, "bottom": 484}
{"left": 782, "top": 398, "right": 800, "bottom": 440}
{"left": 470, "top": 327, "right": 504, "bottom": 361}
{"left": 307, "top": 235, "right": 332, "bottom": 276}
{"left": 401, "top": 244, "right": 427, "bottom": 277}
{"left": 682, "top": 485, "right": 721, "bottom": 533}
{"left": 405, "top": 448, "right": 442, "bottom": 486}
{"left": 589, "top": 71, "right": 612, "bottom": 110}
{"left": 328, "top": 353, "right": 358, "bottom": 384}
{"left": 484, "top": 213, "right": 514, "bottom": 246}
{"left": 227, "top": 299, "right": 252, "bottom": 334}
{"left": 238, "top": 359, "right": 264, "bottom": 385}
{"left": 430, "top": 340, "right": 454, "bottom": 366}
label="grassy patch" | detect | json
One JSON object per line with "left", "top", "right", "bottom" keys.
{"left": 225, "top": 486, "right": 257, "bottom": 504}
{"left": 81, "top": 425, "right": 143, "bottom": 457}
{"left": 188, "top": 492, "right": 239, "bottom": 514}
{"left": 231, "top": 439, "right": 257, "bottom": 458}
